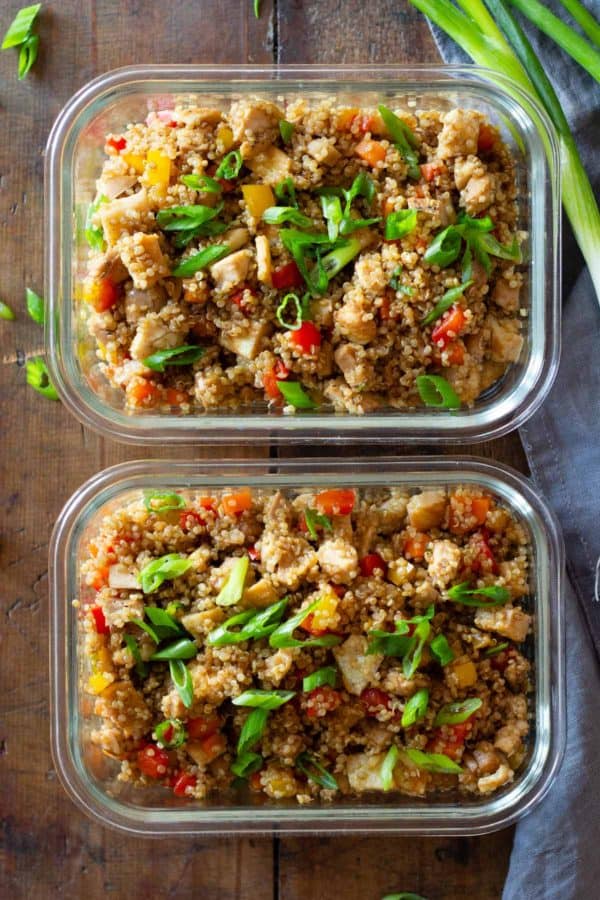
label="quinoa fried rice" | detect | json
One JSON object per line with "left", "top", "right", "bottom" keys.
{"left": 82, "top": 96, "right": 526, "bottom": 416}
{"left": 81, "top": 483, "right": 532, "bottom": 804}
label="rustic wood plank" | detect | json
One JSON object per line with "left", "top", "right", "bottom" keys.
{"left": 0, "top": 2, "right": 274, "bottom": 898}
{"left": 275, "top": 1, "right": 519, "bottom": 897}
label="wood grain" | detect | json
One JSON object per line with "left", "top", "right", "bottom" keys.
{"left": 0, "top": 1, "right": 522, "bottom": 897}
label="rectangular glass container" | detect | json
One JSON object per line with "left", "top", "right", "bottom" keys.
{"left": 49, "top": 456, "right": 565, "bottom": 836}
{"left": 45, "top": 64, "right": 561, "bottom": 444}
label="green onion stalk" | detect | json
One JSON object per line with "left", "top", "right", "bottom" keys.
{"left": 408, "top": 0, "right": 600, "bottom": 308}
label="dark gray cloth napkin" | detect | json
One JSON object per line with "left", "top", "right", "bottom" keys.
{"left": 429, "top": 3, "right": 600, "bottom": 897}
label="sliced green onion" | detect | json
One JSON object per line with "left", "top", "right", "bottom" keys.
{"left": 26, "top": 357, "right": 58, "bottom": 400}
{"left": 131, "top": 618, "right": 161, "bottom": 644}
{"left": 263, "top": 206, "right": 313, "bottom": 228}
{"left": 367, "top": 630, "right": 415, "bottom": 657}
{"left": 169, "top": 659, "right": 194, "bottom": 707}
{"left": 17, "top": 31, "right": 37, "bottom": 78}
{"left": 447, "top": 581, "right": 511, "bottom": 607}
{"left": 389, "top": 264, "right": 414, "bottom": 294}
{"left": 238, "top": 707, "right": 269, "bottom": 754}
{"left": 143, "top": 344, "right": 204, "bottom": 372}
{"left": 296, "top": 751, "right": 338, "bottom": 791}
{"left": 303, "top": 507, "right": 332, "bottom": 540}
{"left": 27, "top": 292, "right": 48, "bottom": 338}
{"left": 405, "top": 747, "right": 463, "bottom": 775}
{"left": 276, "top": 292, "right": 303, "bottom": 330}
{"left": 429, "top": 633, "right": 455, "bottom": 666}
{"left": 269, "top": 599, "right": 342, "bottom": 649}
{"left": 143, "top": 605, "right": 184, "bottom": 637}
{"left": 381, "top": 893, "right": 428, "bottom": 899}
{"left": 0, "top": 301, "right": 15, "bottom": 320}
{"left": 401, "top": 688, "right": 429, "bottom": 727}
{"left": 215, "top": 149, "right": 242, "bottom": 180}
{"left": 143, "top": 490, "right": 186, "bottom": 513}
{"left": 484, "top": 641, "right": 510, "bottom": 657}
{"left": 339, "top": 214, "right": 381, "bottom": 235}
{"left": 207, "top": 598, "right": 288, "bottom": 646}
{"left": 320, "top": 237, "right": 362, "bottom": 279}
{"left": 233, "top": 689, "right": 295, "bottom": 709}
{"left": 402, "top": 619, "right": 431, "bottom": 679}
{"left": 302, "top": 666, "right": 337, "bottom": 692}
{"left": 138, "top": 554, "right": 193, "bottom": 594}
{"left": 123, "top": 634, "right": 148, "bottom": 677}
{"left": 279, "top": 119, "right": 294, "bottom": 143}
{"left": 380, "top": 744, "right": 400, "bottom": 791}
{"left": 377, "top": 104, "right": 421, "bottom": 179}
{"left": 215, "top": 555, "right": 249, "bottom": 607}
{"left": 172, "top": 244, "right": 230, "bottom": 277}
{"left": 157, "top": 203, "right": 223, "bottom": 232}
{"left": 180, "top": 173, "right": 222, "bottom": 193}
{"left": 84, "top": 194, "right": 107, "bottom": 251}
{"left": 423, "top": 225, "right": 462, "bottom": 267}
{"left": 1, "top": 3, "right": 41, "bottom": 49}
{"left": 416, "top": 375, "right": 461, "bottom": 410}
{"left": 253, "top": 0, "right": 261, "bottom": 19}
{"left": 149, "top": 638, "right": 197, "bottom": 661}
{"left": 321, "top": 194, "right": 343, "bottom": 241}
{"left": 384, "top": 209, "right": 418, "bottom": 240}
{"left": 279, "top": 228, "right": 333, "bottom": 295}
{"left": 155, "top": 718, "right": 187, "bottom": 749}
{"left": 231, "top": 751, "right": 263, "bottom": 778}
{"left": 274, "top": 177, "right": 297, "bottom": 208}
{"left": 421, "top": 280, "right": 473, "bottom": 327}
{"left": 276, "top": 380, "right": 317, "bottom": 410}
{"left": 507, "top": 0, "right": 600, "bottom": 82}
{"left": 434, "top": 698, "right": 482, "bottom": 726}
{"left": 345, "top": 170, "right": 377, "bottom": 205}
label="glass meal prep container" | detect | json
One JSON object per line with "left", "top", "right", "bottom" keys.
{"left": 45, "top": 64, "right": 560, "bottom": 445}
{"left": 49, "top": 456, "right": 565, "bottom": 836}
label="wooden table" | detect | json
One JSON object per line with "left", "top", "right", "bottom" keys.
{"left": 0, "top": 2, "right": 526, "bottom": 897}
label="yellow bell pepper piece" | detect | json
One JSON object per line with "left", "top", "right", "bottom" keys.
{"left": 87, "top": 672, "right": 114, "bottom": 695}
{"left": 216, "top": 124, "right": 234, "bottom": 153}
{"left": 304, "top": 588, "right": 340, "bottom": 632}
{"left": 81, "top": 280, "right": 101, "bottom": 306}
{"left": 242, "top": 184, "right": 275, "bottom": 219}
{"left": 145, "top": 149, "right": 171, "bottom": 188}
{"left": 451, "top": 660, "right": 478, "bottom": 688}
{"left": 122, "top": 152, "right": 145, "bottom": 174}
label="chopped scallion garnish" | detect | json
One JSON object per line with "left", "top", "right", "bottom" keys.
{"left": 138, "top": 554, "right": 193, "bottom": 594}
{"left": 279, "top": 119, "right": 294, "bottom": 143}
{"left": 380, "top": 744, "right": 400, "bottom": 791}
{"left": 274, "top": 177, "right": 297, "bottom": 208}
{"left": 421, "top": 280, "right": 473, "bottom": 327}
{"left": 429, "top": 633, "right": 454, "bottom": 666}
{"left": 269, "top": 599, "right": 342, "bottom": 649}
{"left": 215, "top": 555, "right": 249, "bottom": 607}
{"left": 262, "top": 206, "right": 313, "bottom": 228}
{"left": 84, "top": 194, "right": 107, "bottom": 251}
{"left": 447, "top": 581, "right": 511, "bottom": 607}
{"left": 143, "top": 344, "right": 204, "bottom": 372}
{"left": 275, "top": 292, "right": 303, "bottom": 330}
{"left": 1, "top": 3, "right": 40, "bottom": 48}
{"left": 180, "top": 173, "right": 222, "bottom": 193}
{"left": 149, "top": 638, "right": 197, "bottom": 661}
{"left": 302, "top": 666, "right": 338, "bottom": 692}
{"left": 401, "top": 688, "right": 429, "bottom": 727}
{"left": 296, "top": 751, "right": 338, "bottom": 791}
{"left": 156, "top": 203, "right": 223, "bottom": 232}
{"left": 207, "top": 598, "right": 288, "bottom": 646}
{"left": 484, "top": 641, "right": 510, "bottom": 657}
{"left": 405, "top": 747, "right": 463, "bottom": 774}
{"left": 434, "top": 698, "right": 482, "bottom": 726}
{"left": 231, "top": 751, "right": 263, "bottom": 778}
{"left": 303, "top": 507, "right": 332, "bottom": 540}
{"left": 0, "top": 300, "right": 15, "bottom": 320}
{"left": 232, "top": 689, "right": 295, "bottom": 709}
{"left": 215, "top": 149, "right": 242, "bottom": 180}
{"left": 384, "top": 209, "right": 418, "bottom": 240}
{"left": 123, "top": 634, "right": 148, "bottom": 677}
{"left": 415, "top": 374, "right": 461, "bottom": 410}
{"left": 143, "top": 491, "right": 186, "bottom": 513}
{"left": 25, "top": 287, "right": 45, "bottom": 325}
{"left": 172, "top": 243, "right": 230, "bottom": 277}
{"left": 26, "top": 357, "right": 58, "bottom": 400}
{"left": 169, "top": 659, "right": 194, "bottom": 707}
{"left": 155, "top": 718, "right": 187, "bottom": 749}
{"left": 238, "top": 707, "right": 269, "bottom": 755}
{"left": 17, "top": 31, "right": 37, "bottom": 78}
{"left": 276, "top": 380, "right": 317, "bottom": 410}
{"left": 377, "top": 104, "right": 421, "bottom": 179}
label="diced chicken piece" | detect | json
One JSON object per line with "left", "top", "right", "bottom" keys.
{"left": 406, "top": 490, "right": 447, "bottom": 531}
{"left": 375, "top": 491, "right": 409, "bottom": 534}
{"left": 262, "top": 649, "right": 295, "bottom": 685}
{"left": 177, "top": 107, "right": 223, "bottom": 128}
{"left": 333, "top": 635, "right": 382, "bottom": 695}
{"left": 353, "top": 252, "right": 388, "bottom": 296}
{"left": 346, "top": 751, "right": 387, "bottom": 792}
{"left": 181, "top": 608, "right": 226, "bottom": 639}
{"left": 414, "top": 579, "right": 439, "bottom": 605}
{"left": 94, "top": 681, "right": 152, "bottom": 739}
{"left": 453, "top": 155, "right": 481, "bottom": 190}
{"left": 246, "top": 146, "right": 292, "bottom": 184}
{"left": 99, "top": 189, "right": 151, "bottom": 245}
{"left": 222, "top": 227, "right": 250, "bottom": 251}
{"left": 407, "top": 195, "right": 456, "bottom": 226}
{"left": 494, "top": 720, "right": 528, "bottom": 757}
{"left": 317, "top": 537, "right": 359, "bottom": 584}
{"left": 241, "top": 577, "right": 279, "bottom": 609}
{"left": 460, "top": 172, "right": 494, "bottom": 215}
{"left": 487, "top": 316, "right": 524, "bottom": 363}
{"left": 129, "top": 313, "right": 187, "bottom": 361}
{"left": 220, "top": 319, "right": 269, "bottom": 360}
{"left": 323, "top": 378, "right": 382, "bottom": 414}
{"left": 228, "top": 98, "right": 284, "bottom": 145}
{"left": 118, "top": 232, "right": 171, "bottom": 289}
{"left": 478, "top": 762, "right": 513, "bottom": 794}
{"left": 474, "top": 605, "right": 532, "bottom": 642}
{"left": 261, "top": 493, "right": 319, "bottom": 590}
{"left": 97, "top": 173, "right": 138, "bottom": 201}
{"left": 255, "top": 234, "right": 272, "bottom": 285}
{"left": 437, "top": 109, "right": 481, "bottom": 159}
{"left": 108, "top": 564, "right": 139, "bottom": 590}
{"left": 382, "top": 668, "right": 429, "bottom": 697}
{"left": 88, "top": 247, "right": 129, "bottom": 284}
{"left": 209, "top": 248, "right": 252, "bottom": 293}
{"left": 335, "top": 294, "right": 377, "bottom": 345}
{"left": 306, "top": 137, "right": 341, "bottom": 166}
{"left": 428, "top": 540, "right": 462, "bottom": 587}
{"left": 334, "top": 342, "right": 374, "bottom": 389}
{"left": 103, "top": 595, "right": 144, "bottom": 629}
{"left": 124, "top": 285, "right": 166, "bottom": 325}
{"left": 492, "top": 276, "right": 521, "bottom": 312}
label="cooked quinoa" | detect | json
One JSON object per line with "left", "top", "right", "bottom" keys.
{"left": 81, "top": 483, "right": 532, "bottom": 803}
{"left": 81, "top": 97, "right": 525, "bottom": 415}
